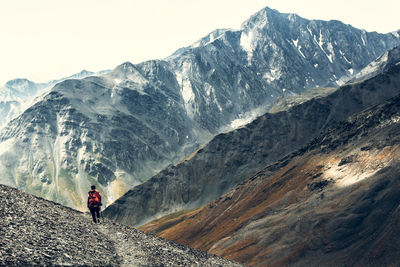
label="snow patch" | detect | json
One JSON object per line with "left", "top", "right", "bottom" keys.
{"left": 240, "top": 30, "right": 255, "bottom": 62}
{"left": 0, "top": 138, "right": 14, "bottom": 153}
{"left": 176, "top": 62, "right": 196, "bottom": 117}
{"left": 361, "top": 31, "right": 367, "bottom": 46}
{"left": 181, "top": 80, "right": 194, "bottom": 104}
{"left": 339, "top": 50, "right": 351, "bottom": 64}
{"left": 327, "top": 54, "right": 333, "bottom": 63}
{"left": 263, "top": 68, "right": 282, "bottom": 83}
{"left": 292, "top": 39, "right": 305, "bottom": 58}
{"left": 315, "top": 30, "right": 334, "bottom": 63}
{"left": 307, "top": 25, "right": 313, "bottom": 36}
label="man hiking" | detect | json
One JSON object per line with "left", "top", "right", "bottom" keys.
{"left": 88, "top": 185, "right": 102, "bottom": 223}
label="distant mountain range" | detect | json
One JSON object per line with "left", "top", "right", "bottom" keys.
{"left": 0, "top": 6, "right": 400, "bottom": 211}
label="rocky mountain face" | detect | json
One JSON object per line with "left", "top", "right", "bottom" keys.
{"left": 1, "top": 6, "right": 400, "bottom": 211}
{"left": 140, "top": 77, "right": 400, "bottom": 266}
{"left": 0, "top": 70, "right": 106, "bottom": 129}
{"left": 103, "top": 60, "right": 400, "bottom": 226}
{"left": 0, "top": 184, "right": 241, "bottom": 266}
{"left": 169, "top": 7, "right": 400, "bottom": 131}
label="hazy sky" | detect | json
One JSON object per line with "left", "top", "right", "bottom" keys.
{"left": 0, "top": 0, "right": 399, "bottom": 85}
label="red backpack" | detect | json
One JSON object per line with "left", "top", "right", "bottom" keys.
{"left": 88, "top": 190, "right": 101, "bottom": 208}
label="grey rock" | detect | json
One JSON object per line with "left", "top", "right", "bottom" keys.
{"left": 0, "top": 184, "right": 242, "bottom": 266}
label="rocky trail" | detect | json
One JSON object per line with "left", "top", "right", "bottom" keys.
{"left": 0, "top": 184, "right": 242, "bottom": 266}
{"left": 96, "top": 218, "right": 242, "bottom": 266}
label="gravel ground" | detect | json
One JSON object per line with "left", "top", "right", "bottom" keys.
{"left": 0, "top": 184, "right": 242, "bottom": 266}
{"left": 97, "top": 220, "right": 242, "bottom": 267}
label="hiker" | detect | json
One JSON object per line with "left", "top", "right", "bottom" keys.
{"left": 87, "top": 185, "right": 102, "bottom": 223}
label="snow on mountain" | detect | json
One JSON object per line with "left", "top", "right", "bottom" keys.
{"left": 0, "top": 6, "right": 400, "bottom": 211}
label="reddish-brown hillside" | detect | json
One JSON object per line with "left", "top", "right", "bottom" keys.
{"left": 141, "top": 94, "right": 400, "bottom": 266}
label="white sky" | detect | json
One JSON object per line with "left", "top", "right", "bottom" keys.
{"left": 0, "top": 0, "right": 399, "bottom": 85}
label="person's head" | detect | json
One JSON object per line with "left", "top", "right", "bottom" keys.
{"left": 91, "top": 185, "right": 96, "bottom": 190}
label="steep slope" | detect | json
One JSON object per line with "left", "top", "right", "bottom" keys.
{"left": 1, "top": 6, "right": 400, "bottom": 210}
{"left": 141, "top": 91, "right": 400, "bottom": 266}
{"left": 0, "top": 184, "right": 241, "bottom": 266}
{"left": 104, "top": 63, "right": 400, "bottom": 227}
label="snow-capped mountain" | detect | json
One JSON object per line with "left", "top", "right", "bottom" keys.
{"left": 0, "top": 6, "right": 399, "bottom": 210}
{"left": 0, "top": 70, "right": 109, "bottom": 129}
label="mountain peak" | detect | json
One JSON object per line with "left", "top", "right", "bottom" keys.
{"left": 5, "top": 78, "right": 35, "bottom": 88}
{"left": 116, "top": 61, "right": 136, "bottom": 72}
{"left": 240, "top": 6, "right": 288, "bottom": 30}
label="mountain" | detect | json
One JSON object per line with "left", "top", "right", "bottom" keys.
{"left": 104, "top": 56, "right": 400, "bottom": 227}
{"left": 140, "top": 82, "right": 400, "bottom": 266}
{"left": 0, "top": 184, "right": 241, "bottom": 266}
{"left": 0, "top": 70, "right": 110, "bottom": 129}
{"left": 1, "top": 6, "right": 400, "bottom": 211}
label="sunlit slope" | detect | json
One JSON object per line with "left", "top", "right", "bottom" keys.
{"left": 141, "top": 89, "right": 400, "bottom": 266}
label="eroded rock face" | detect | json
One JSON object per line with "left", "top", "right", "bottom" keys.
{"left": 140, "top": 85, "right": 400, "bottom": 267}
{"left": 0, "top": 184, "right": 242, "bottom": 266}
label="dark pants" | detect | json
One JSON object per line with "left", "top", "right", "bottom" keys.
{"left": 89, "top": 206, "right": 101, "bottom": 223}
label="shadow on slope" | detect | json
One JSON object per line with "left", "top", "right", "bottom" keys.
{"left": 140, "top": 93, "right": 400, "bottom": 266}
